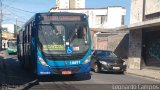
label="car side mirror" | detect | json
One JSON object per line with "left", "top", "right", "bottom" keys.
{"left": 92, "top": 54, "right": 96, "bottom": 57}
{"left": 118, "top": 56, "right": 122, "bottom": 59}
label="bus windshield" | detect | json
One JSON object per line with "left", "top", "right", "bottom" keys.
{"left": 8, "top": 40, "right": 17, "bottom": 48}
{"left": 38, "top": 23, "right": 89, "bottom": 55}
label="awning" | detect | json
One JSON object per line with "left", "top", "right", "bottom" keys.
{"left": 115, "top": 18, "right": 160, "bottom": 31}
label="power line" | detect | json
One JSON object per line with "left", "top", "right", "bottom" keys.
{"left": 6, "top": 9, "right": 28, "bottom": 20}
{"left": 3, "top": 15, "right": 26, "bottom": 22}
{"left": 3, "top": 3, "right": 36, "bottom": 13}
{"left": 3, "top": 0, "right": 16, "bottom": 9}
{"left": 0, "top": 0, "right": 2, "bottom": 50}
{"left": 5, "top": 7, "right": 32, "bottom": 18}
{"left": 2, "top": 3, "right": 34, "bottom": 26}
{"left": 17, "top": 20, "right": 25, "bottom": 23}
{"left": 2, "top": 16, "right": 26, "bottom": 29}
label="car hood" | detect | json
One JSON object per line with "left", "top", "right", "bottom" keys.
{"left": 97, "top": 57, "right": 123, "bottom": 64}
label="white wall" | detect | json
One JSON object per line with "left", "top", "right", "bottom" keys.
{"left": 75, "top": 0, "right": 85, "bottom": 8}
{"left": 2, "top": 24, "right": 15, "bottom": 33}
{"left": 130, "top": 0, "right": 143, "bottom": 24}
{"left": 145, "top": 0, "right": 160, "bottom": 15}
{"left": 51, "top": 7, "right": 126, "bottom": 29}
{"left": 106, "top": 7, "right": 126, "bottom": 28}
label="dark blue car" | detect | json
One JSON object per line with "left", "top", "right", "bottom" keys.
{"left": 91, "top": 50, "right": 126, "bottom": 73}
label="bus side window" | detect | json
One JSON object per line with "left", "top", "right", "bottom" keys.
{"left": 83, "top": 25, "right": 88, "bottom": 43}
{"left": 28, "top": 24, "right": 31, "bottom": 43}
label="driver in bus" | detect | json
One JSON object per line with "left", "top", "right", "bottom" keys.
{"left": 70, "top": 25, "right": 86, "bottom": 53}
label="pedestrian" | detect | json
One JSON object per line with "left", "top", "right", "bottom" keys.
{"left": 3, "top": 43, "right": 6, "bottom": 49}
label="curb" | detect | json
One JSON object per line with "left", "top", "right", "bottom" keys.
{"left": 15, "top": 80, "right": 39, "bottom": 90}
{"left": 126, "top": 69, "right": 160, "bottom": 81}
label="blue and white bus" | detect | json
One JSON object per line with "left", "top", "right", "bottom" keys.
{"left": 17, "top": 12, "right": 92, "bottom": 76}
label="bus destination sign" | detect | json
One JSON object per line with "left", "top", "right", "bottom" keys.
{"left": 43, "top": 16, "right": 81, "bottom": 21}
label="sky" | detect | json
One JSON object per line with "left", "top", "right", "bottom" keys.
{"left": 2, "top": 0, "right": 130, "bottom": 26}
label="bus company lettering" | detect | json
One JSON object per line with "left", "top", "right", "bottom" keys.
{"left": 70, "top": 61, "right": 80, "bottom": 65}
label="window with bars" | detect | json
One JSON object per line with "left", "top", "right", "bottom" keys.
{"left": 121, "top": 15, "right": 125, "bottom": 25}
{"left": 96, "top": 15, "right": 107, "bottom": 25}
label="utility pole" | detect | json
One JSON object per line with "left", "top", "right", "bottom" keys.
{"left": 15, "top": 17, "right": 17, "bottom": 37}
{"left": 0, "top": 0, "right": 2, "bottom": 50}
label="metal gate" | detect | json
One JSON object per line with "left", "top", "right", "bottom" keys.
{"left": 97, "top": 37, "right": 108, "bottom": 50}
{"left": 143, "top": 30, "right": 160, "bottom": 67}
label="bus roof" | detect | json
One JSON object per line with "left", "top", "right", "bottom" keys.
{"left": 37, "top": 12, "right": 87, "bottom": 16}
{"left": 19, "top": 12, "right": 87, "bottom": 31}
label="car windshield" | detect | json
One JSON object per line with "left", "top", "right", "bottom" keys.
{"left": 38, "top": 23, "right": 89, "bottom": 55}
{"left": 96, "top": 51, "right": 117, "bottom": 58}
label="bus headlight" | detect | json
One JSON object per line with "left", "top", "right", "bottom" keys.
{"left": 38, "top": 56, "right": 48, "bottom": 66}
{"left": 84, "top": 56, "right": 91, "bottom": 64}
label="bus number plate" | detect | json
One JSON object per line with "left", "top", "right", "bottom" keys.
{"left": 62, "top": 71, "right": 72, "bottom": 75}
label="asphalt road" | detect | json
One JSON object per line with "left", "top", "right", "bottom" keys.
{"left": 0, "top": 50, "right": 160, "bottom": 90}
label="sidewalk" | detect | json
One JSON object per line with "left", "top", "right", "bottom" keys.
{"left": 126, "top": 68, "right": 160, "bottom": 80}
{"left": 0, "top": 49, "right": 6, "bottom": 59}
{"left": 0, "top": 50, "right": 7, "bottom": 56}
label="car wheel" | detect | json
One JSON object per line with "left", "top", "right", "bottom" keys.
{"left": 120, "top": 71, "right": 124, "bottom": 74}
{"left": 94, "top": 63, "right": 100, "bottom": 73}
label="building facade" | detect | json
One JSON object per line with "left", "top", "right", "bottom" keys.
{"left": 2, "top": 24, "right": 16, "bottom": 34}
{"left": 50, "top": 7, "right": 126, "bottom": 29}
{"left": 2, "top": 24, "right": 17, "bottom": 48}
{"left": 56, "top": 0, "right": 85, "bottom": 9}
{"left": 128, "top": 0, "right": 160, "bottom": 69}
{"left": 56, "top": 0, "right": 69, "bottom": 9}
{"left": 69, "top": 0, "right": 85, "bottom": 8}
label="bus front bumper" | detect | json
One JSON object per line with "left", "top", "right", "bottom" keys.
{"left": 7, "top": 49, "right": 17, "bottom": 54}
{"left": 37, "top": 62, "right": 91, "bottom": 75}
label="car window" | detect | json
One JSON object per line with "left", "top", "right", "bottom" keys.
{"left": 108, "top": 52, "right": 117, "bottom": 57}
{"left": 96, "top": 51, "right": 117, "bottom": 58}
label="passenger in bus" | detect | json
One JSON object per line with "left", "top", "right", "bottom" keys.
{"left": 70, "top": 25, "right": 87, "bottom": 53}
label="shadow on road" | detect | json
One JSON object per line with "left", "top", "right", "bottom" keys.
{"left": 0, "top": 50, "right": 92, "bottom": 89}
{"left": 38, "top": 73, "right": 91, "bottom": 82}
{"left": 0, "top": 50, "right": 36, "bottom": 89}
{"left": 22, "top": 73, "right": 91, "bottom": 90}
{"left": 91, "top": 69, "right": 125, "bottom": 75}
{"left": 99, "top": 71, "right": 125, "bottom": 75}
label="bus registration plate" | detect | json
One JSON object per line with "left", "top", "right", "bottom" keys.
{"left": 62, "top": 71, "right": 72, "bottom": 75}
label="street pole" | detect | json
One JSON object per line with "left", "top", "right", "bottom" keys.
{"left": 0, "top": 0, "right": 2, "bottom": 51}
{"left": 15, "top": 18, "right": 17, "bottom": 37}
